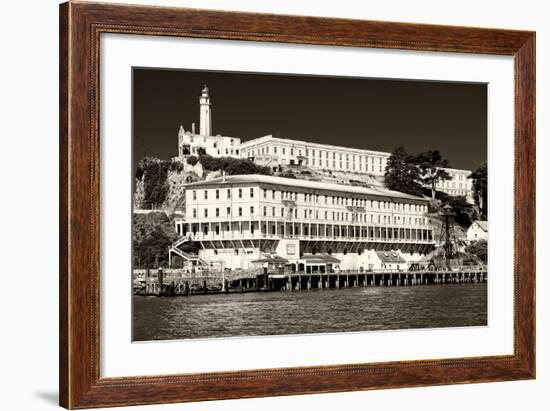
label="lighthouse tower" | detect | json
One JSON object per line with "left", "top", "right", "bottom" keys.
{"left": 199, "top": 85, "right": 212, "bottom": 136}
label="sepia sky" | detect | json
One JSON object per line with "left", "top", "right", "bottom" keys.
{"left": 133, "top": 68, "right": 487, "bottom": 171}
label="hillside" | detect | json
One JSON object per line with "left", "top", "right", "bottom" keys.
{"left": 271, "top": 163, "right": 383, "bottom": 189}
{"left": 133, "top": 157, "right": 204, "bottom": 214}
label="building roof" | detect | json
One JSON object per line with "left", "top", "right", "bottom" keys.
{"left": 376, "top": 251, "right": 407, "bottom": 264}
{"left": 472, "top": 220, "right": 488, "bottom": 232}
{"left": 300, "top": 254, "right": 341, "bottom": 264}
{"left": 442, "top": 167, "right": 473, "bottom": 174}
{"left": 251, "top": 255, "right": 289, "bottom": 264}
{"left": 186, "top": 174, "right": 428, "bottom": 202}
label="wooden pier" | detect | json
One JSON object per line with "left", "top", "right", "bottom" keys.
{"left": 133, "top": 267, "right": 487, "bottom": 296}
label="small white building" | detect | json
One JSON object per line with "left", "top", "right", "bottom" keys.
{"left": 373, "top": 251, "right": 408, "bottom": 271}
{"left": 467, "top": 220, "right": 488, "bottom": 242}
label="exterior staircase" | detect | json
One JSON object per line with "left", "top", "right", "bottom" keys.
{"left": 168, "top": 237, "right": 209, "bottom": 267}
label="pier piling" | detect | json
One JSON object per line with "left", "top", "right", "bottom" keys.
{"left": 157, "top": 267, "right": 164, "bottom": 295}
{"left": 134, "top": 266, "right": 487, "bottom": 297}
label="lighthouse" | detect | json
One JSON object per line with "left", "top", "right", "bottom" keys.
{"left": 199, "top": 85, "right": 212, "bottom": 136}
{"left": 176, "top": 85, "right": 241, "bottom": 160}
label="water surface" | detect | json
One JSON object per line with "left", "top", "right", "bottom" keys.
{"left": 133, "top": 283, "right": 487, "bottom": 341}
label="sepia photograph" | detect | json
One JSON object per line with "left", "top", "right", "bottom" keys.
{"left": 131, "top": 68, "right": 488, "bottom": 341}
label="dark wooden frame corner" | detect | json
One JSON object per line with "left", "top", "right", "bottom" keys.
{"left": 59, "top": 1, "right": 535, "bottom": 408}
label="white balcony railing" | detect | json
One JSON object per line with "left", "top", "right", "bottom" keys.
{"left": 186, "top": 231, "right": 434, "bottom": 244}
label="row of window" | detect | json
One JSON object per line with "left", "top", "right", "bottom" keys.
{"left": 187, "top": 135, "right": 236, "bottom": 146}
{"left": 184, "top": 146, "right": 240, "bottom": 156}
{"left": 216, "top": 148, "right": 239, "bottom": 156}
{"left": 246, "top": 147, "right": 385, "bottom": 172}
{"left": 193, "top": 187, "right": 255, "bottom": 201}
{"left": 454, "top": 173, "right": 469, "bottom": 181}
{"left": 443, "top": 189, "right": 473, "bottom": 197}
{"left": 249, "top": 157, "right": 382, "bottom": 173}
{"left": 303, "top": 158, "right": 383, "bottom": 172}
{"left": 438, "top": 180, "right": 471, "bottom": 189}
{"left": 191, "top": 188, "right": 428, "bottom": 213}
{"left": 278, "top": 190, "right": 426, "bottom": 212}
{"left": 246, "top": 146, "right": 386, "bottom": 163}
{"left": 191, "top": 206, "right": 427, "bottom": 225}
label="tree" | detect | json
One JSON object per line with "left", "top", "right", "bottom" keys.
{"left": 465, "top": 239, "right": 487, "bottom": 265}
{"left": 414, "top": 150, "right": 452, "bottom": 199}
{"left": 469, "top": 162, "right": 487, "bottom": 219}
{"left": 199, "top": 154, "right": 271, "bottom": 176}
{"left": 143, "top": 161, "right": 169, "bottom": 208}
{"left": 133, "top": 212, "right": 178, "bottom": 268}
{"left": 186, "top": 155, "right": 199, "bottom": 166}
{"left": 444, "top": 195, "right": 477, "bottom": 228}
{"left": 384, "top": 147, "right": 424, "bottom": 197}
{"left": 168, "top": 161, "right": 184, "bottom": 172}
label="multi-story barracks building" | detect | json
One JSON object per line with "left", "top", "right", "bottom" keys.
{"left": 240, "top": 135, "right": 474, "bottom": 203}
{"left": 173, "top": 174, "right": 434, "bottom": 273}
{"left": 240, "top": 134, "right": 391, "bottom": 176}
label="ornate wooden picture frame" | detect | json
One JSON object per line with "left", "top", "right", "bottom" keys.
{"left": 59, "top": 1, "right": 535, "bottom": 408}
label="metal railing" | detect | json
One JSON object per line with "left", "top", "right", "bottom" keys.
{"left": 183, "top": 232, "right": 434, "bottom": 243}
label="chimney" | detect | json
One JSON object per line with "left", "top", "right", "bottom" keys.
{"left": 222, "top": 170, "right": 226, "bottom": 182}
{"left": 191, "top": 122, "right": 196, "bottom": 134}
